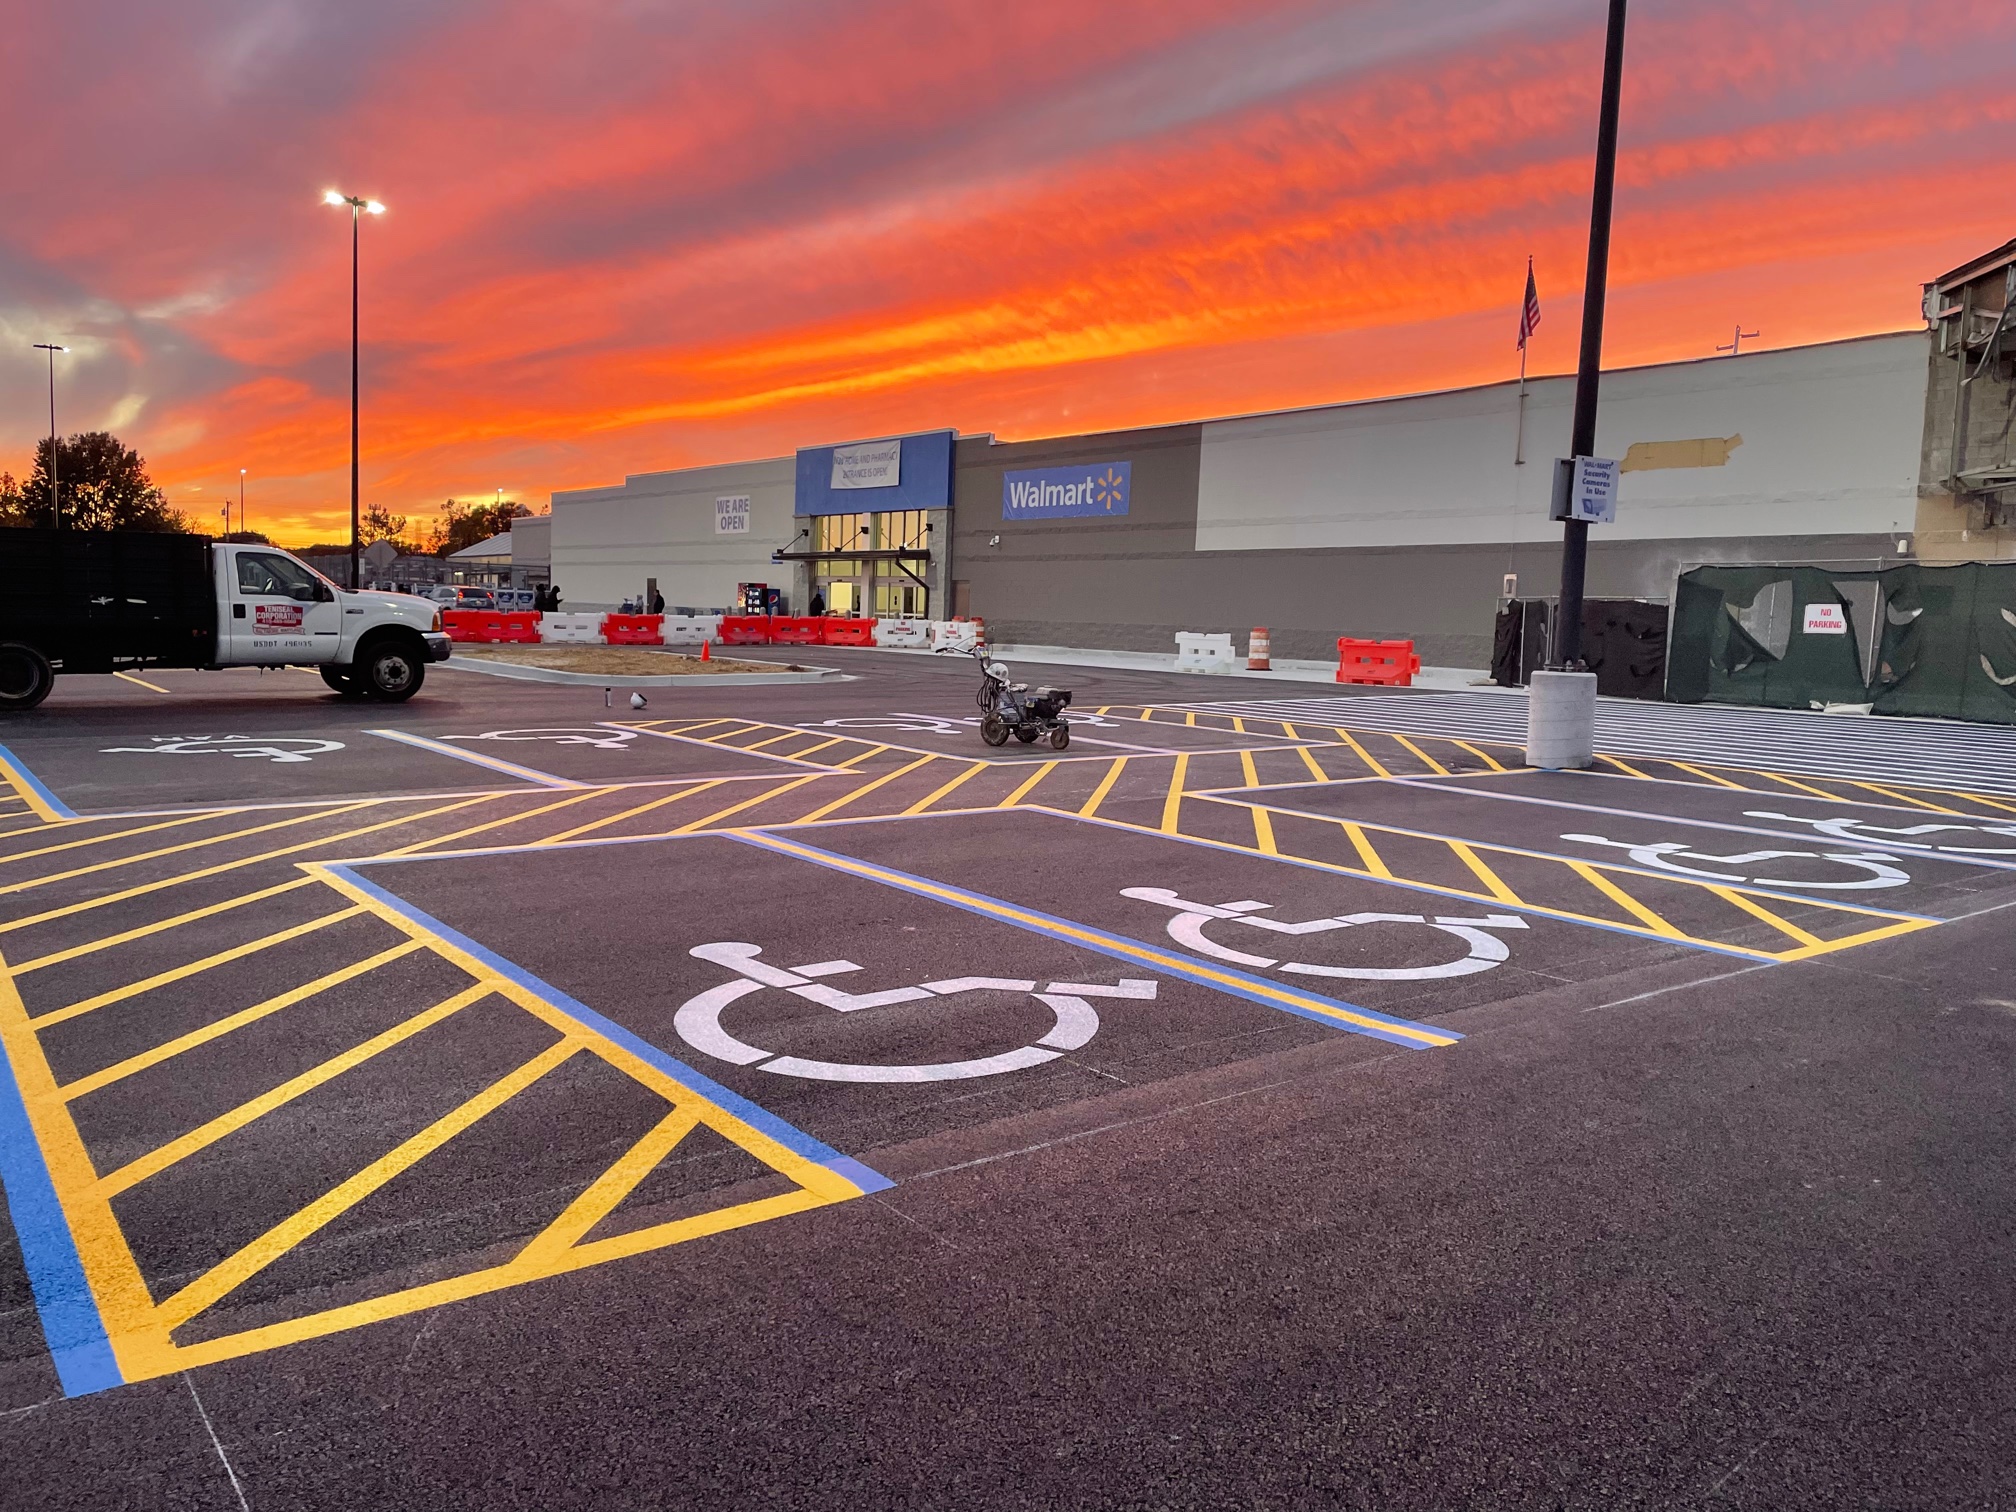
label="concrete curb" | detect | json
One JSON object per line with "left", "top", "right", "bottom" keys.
{"left": 439, "top": 656, "right": 844, "bottom": 688}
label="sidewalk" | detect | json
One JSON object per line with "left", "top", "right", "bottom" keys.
{"left": 984, "top": 642, "right": 1517, "bottom": 693}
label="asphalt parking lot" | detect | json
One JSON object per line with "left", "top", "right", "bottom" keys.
{"left": 2, "top": 651, "right": 2013, "bottom": 1510}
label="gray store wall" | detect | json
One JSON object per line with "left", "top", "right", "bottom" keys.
{"left": 953, "top": 427, "right": 1903, "bottom": 665}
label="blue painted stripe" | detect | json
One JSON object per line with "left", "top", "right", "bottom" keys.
{"left": 0, "top": 1032, "right": 121, "bottom": 1396}
{"left": 364, "top": 729, "right": 583, "bottom": 789}
{"left": 317, "top": 865, "right": 889, "bottom": 1184}
{"left": 0, "top": 744, "right": 77, "bottom": 820}
{"left": 726, "top": 832, "right": 1460, "bottom": 1050}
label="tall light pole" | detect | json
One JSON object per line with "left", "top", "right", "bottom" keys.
{"left": 238, "top": 468, "right": 247, "bottom": 535}
{"left": 1530, "top": 0, "right": 1629, "bottom": 770}
{"left": 31, "top": 343, "right": 65, "bottom": 528}
{"left": 324, "top": 190, "right": 384, "bottom": 589}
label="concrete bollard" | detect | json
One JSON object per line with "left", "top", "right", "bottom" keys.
{"left": 1526, "top": 670, "right": 1597, "bottom": 769}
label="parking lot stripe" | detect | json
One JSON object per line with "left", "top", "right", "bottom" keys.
{"left": 617, "top": 724, "right": 851, "bottom": 772}
{"left": 540, "top": 782, "right": 728, "bottom": 843}
{"left": 1447, "top": 841, "right": 1523, "bottom": 905}
{"left": 1293, "top": 744, "right": 1328, "bottom": 783}
{"left": 730, "top": 831, "right": 1460, "bottom": 1050}
{"left": 1756, "top": 770, "right": 1850, "bottom": 801}
{"left": 0, "top": 801, "right": 376, "bottom": 899}
{"left": 154, "top": 1037, "right": 587, "bottom": 1332}
{"left": 1000, "top": 761, "right": 1058, "bottom": 807}
{"left": 8, "top": 878, "right": 323, "bottom": 975}
{"left": 905, "top": 761, "right": 989, "bottom": 816}
{"left": 1340, "top": 821, "right": 1395, "bottom": 878}
{"left": 796, "top": 754, "right": 940, "bottom": 824}
{"left": 0, "top": 812, "right": 219, "bottom": 869}
{"left": 1391, "top": 734, "right": 1450, "bottom": 775}
{"left": 1566, "top": 861, "right": 1683, "bottom": 937}
{"left": 1668, "top": 761, "right": 1746, "bottom": 790}
{"left": 1453, "top": 739, "right": 1509, "bottom": 773}
{"left": 1238, "top": 750, "right": 1259, "bottom": 788}
{"left": 836, "top": 743, "right": 893, "bottom": 769}
{"left": 58, "top": 940, "right": 427, "bottom": 1101}
{"left": 1597, "top": 754, "right": 1655, "bottom": 779}
{"left": 111, "top": 671, "right": 170, "bottom": 694}
{"left": 1701, "top": 885, "right": 1826, "bottom": 949}
{"left": 673, "top": 773, "right": 827, "bottom": 833}
{"left": 366, "top": 729, "right": 585, "bottom": 789}
{"left": 1251, "top": 806, "right": 1279, "bottom": 855}
{"left": 1079, "top": 758, "right": 1129, "bottom": 818}
{"left": 512, "top": 1105, "right": 704, "bottom": 1268}
{"left": 93, "top": 981, "right": 493, "bottom": 1197}
{"left": 1331, "top": 729, "right": 1392, "bottom": 779}
{"left": 30, "top": 906, "right": 370, "bottom": 1029}
{"left": 1844, "top": 781, "right": 1962, "bottom": 815}
{"left": 1162, "top": 755, "right": 1189, "bottom": 833}
{"left": 0, "top": 743, "right": 77, "bottom": 823}
{"left": 383, "top": 789, "right": 608, "bottom": 856}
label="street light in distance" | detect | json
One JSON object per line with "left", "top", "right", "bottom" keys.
{"left": 323, "top": 190, "right": 386, "bottom": 589}
{"left": 31, "top": 343, "right": 67, "bottom": 527}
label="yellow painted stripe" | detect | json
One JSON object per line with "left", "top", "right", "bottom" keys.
{"left": 155, "top": 1038, "right": 584, "bottom": 1331}
{"left": 0, "top": 800, "right": 375, "bottom": 898}
{"left": 1843, "top": 781, "right": 1962, "bottom": 815}
{"left": 1669, "top": 761, "right": 1747, "bottom": 790}
{"left": 743, "top": 729, "right": 811, "bottom": 751}
{"left": 1238, "top": 750, "right": 1258, "bottom": 789}
{"left": 1331, "top": 728, "right": 1392, "bottom": 778}
{"left": 1566, "top": 861, "right": 1683, "bottom": 937}
{"left": 1758, "top": 770, "right": 1847, "bottom": 800}
{"left": 796, "top": 754, "right": 939, "bottom": 824}
{"left": 1390, "top": 733, "right": 1450, "bottom": 776}
{"left": 112, "top": 670, "right": 170, "bottom": 694}
{"left": 904, "top": 761, "right": 988, "bottom": 816}
{"left": 673, "top": 773, "right": 826, "bottom": 833}
{"left": 512, "top": 1104, "right": 704, "bottom": 1268}
{"left": 835, "top": 743, "right": 891, "bottom": 769}
{"left": 1703, "top": 884, "right": 1826, "bottom": 950}
{"left": 1161, "top": 754, "right": 1189, "bottom": 834}
{"left": 1078, "top": 758, "right": 1128, "bottom": 818}
{"left": 540, "top": 781, "right": 727, "bottom": 843}
{"left": 1184, "top": 711, "right": 1197, "bottom": 727}
{"left": 0, "top": 747, "right": 68, "bottom": 823}
{"left": 1452, "top": 740, "right": 1509, "bottom": 773}
{"left": 1958, "top": 790, "right": 2016, "bottom": 816}
{"left": 382, "top": 788, "right": 607, "bottom": 856}
{"left": 0, "top": 811, "right": 220, "bottom": 869}
{"left": 1251, "top": 805, "right": 1278, "bottom": 855}
{"left": 94, "top": 982, "right": 492, "bottom": 1196}
{"left": 9, "top": 878, "right": 321, "bottom": 974}
{"left": 1340, "top": 821, "right": 1394, "bottom": 878}
{"left": 1231, "top": 716, "right": 1248, "bottom": 735}
{"left": 1596, "top": 753, "right": 1655, "bottom": 779}
{"left": 1447, "top": 841, "right": 1524, "bottom": 905}
{"left": 1769, "top": 917, "right": 1938, "bottom": 962}
{"left": 1294, "top": 744, "right": 1328, "bottom": 783}
{"left": 32, "top": 906, "right": 368, "bottom": 1029}
{"left": 999, "top": 761, "right": 1058, "bottom": 807}
{"left": 58, "top": 941, "right": 425, "bottom": 1100}
{"left": 789, "top": 735, "right": 848, "bottom": 761}
{"left": 747, "top": 833, "right": 1460, "bottom": 1048}
{"left": 1138, "top": 708, "right": 1154, "bottom": 722}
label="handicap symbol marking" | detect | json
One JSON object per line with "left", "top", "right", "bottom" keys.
{"left": 443, "top": 728, "right": 640, "bottom": 751}
{"left": 1121, "top": 888, "right": 1528, "bottom": 980}
{"left": 671, "top": 942, "right": 1157, "bottom": 1083}
{"left": 1743, "top": 811, "right": 2016, "bottom": 856}
{"left": 1560, "top": 833, "right": 1912, "bottom": 890}
{"left": 100, "top": 735, "right": 346, "bottom": 764}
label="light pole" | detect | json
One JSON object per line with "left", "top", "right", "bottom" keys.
{"left": 31, "top": 343, "right": 65, "bottom": 528}
{"left": 324, "top": 190, "right": 384, "bottom": 589}
{"left": 239, "top": 468, "right": 247, "bottom": 536}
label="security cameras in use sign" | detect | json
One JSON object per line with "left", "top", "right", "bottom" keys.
{"left": 1550, "top": 455, "right": 1620, "bottom": 524}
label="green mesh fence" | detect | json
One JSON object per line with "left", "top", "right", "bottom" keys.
{"left": 1669, "top": 562, "right": 2016, "bottom": 724}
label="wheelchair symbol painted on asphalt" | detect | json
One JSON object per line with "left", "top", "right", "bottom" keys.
{"left": 100, "top": 735, "right": 346, "bottom": 764}
{"left": 446, "top": 728, "right": 640, "bottom": 750}
{"left": 1742, "top": 811, "right": 2016, "bottom": 856}
{"left": 671, "top": 942, "right": 1157, "bottom": 1082}
{"left": 1121, "top": 888, "right": 1528, "bottom": 980}
{"left": 1560, "top": 833, "right": 1912, "bottom": 889}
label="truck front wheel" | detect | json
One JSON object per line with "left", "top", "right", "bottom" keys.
{"left": 357, "top": 638, "right": 426, "bottom": 702}
{"left": 0, "top": 643, "right": 55, "bottom": 712}
{"left": 319, "top": 665, "right": 366, "bottom": 698}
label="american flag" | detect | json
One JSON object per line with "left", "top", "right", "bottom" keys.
{"left": 1517, "top": 258, "right": 1541, "bottom": 350}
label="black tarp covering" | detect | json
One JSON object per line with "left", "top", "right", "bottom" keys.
{"left": 1492, "top": 598, "right": 1666, "bottom": 700}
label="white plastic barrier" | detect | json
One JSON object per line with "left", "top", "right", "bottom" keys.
{"left": 540, "top": 613, "right": 606, "bottom": 645}
{"left": 930, "top": 620, "right": 981, "bottom": 653}
{"left": 660, "top": 614, "right": 723, "bottom": 648}
{"left": 1174, "top": 631, "right": 1237, "bottom": 674}
{"left": 875, "top": 618, "right": 933, "bottom": 649}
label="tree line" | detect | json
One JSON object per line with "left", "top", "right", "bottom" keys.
{"left": 1, "top": 431, "right": 537, "bottom": 556}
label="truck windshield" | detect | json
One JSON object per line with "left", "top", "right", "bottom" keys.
{"left": 236, "top": 552, "right": 330, "bottom": 598}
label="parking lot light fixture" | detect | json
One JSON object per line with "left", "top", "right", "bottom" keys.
{"left": 324, "top": 189, "right": 385, "bottom": 589}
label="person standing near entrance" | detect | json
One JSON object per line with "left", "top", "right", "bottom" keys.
{"left": 650, "top": 588, "right": 665, "bottom": 614}
{"left": 810, "top": 589, "right": 826, "bottom": 616}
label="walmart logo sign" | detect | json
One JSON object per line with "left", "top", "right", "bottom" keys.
{"left": 1002, "top": 461, "right": 1131, "bottom": 520}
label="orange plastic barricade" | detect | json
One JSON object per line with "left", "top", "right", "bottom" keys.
{"left": 603, "top": 613, "right": 664, "bottom": 646}
{"left": 820, "top": 617, "right": 875, "bottom": 647}
{"left": 440, "top": 609, "right": 486, "bottom": 643}
{"left": 489, "top": 611, "right": 541, "bottom": 644}
{"left": 769, "top": 616, "right": 825, "bottom": 646}
{"left": 717, "top": 615, "right": 772, "bottom": 645}
{"left": 1335, "top": 637, "right": 1420, "bottom": 686}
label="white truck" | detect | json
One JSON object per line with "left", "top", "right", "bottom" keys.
{"left": 0, "top": 528, "right": 453, "bottom": 711}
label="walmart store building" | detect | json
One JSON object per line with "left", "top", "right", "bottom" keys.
{"left": 549, "top": 330, "right": 1936, "bottom": 666}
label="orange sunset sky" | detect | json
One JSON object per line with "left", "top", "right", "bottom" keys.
{"left": 4, "top": 0, "right": 2013, "bottom": 546}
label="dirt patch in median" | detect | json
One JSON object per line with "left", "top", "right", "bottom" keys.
{"left": 452, "top": 645, "right": 801, "bottom": 675}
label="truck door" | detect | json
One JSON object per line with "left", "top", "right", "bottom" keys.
{"left": 225, "top": 548, "right": 343, "bottom": 664}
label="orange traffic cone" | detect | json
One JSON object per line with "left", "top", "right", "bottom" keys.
{"left": 700, "top": 639, "right": 711, "bottom": 661}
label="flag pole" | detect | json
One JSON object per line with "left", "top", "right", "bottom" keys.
{"left": 1515, "top": 253, "right": 1535, "bottom": 465}
{"left": 1515, "top": 338, "right": 1529, "bottom": 465}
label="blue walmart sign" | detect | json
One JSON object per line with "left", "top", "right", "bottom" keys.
{"left": 1002, "top": 461, "right": 1131, "bottom": 520}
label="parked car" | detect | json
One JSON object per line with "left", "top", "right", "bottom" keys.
{"left": 424, "top": 586, "right": 499, "bottom": 611}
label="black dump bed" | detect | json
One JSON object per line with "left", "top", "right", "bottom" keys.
{"left": 0, "top": 528, "right": 217, "bottom": 672}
